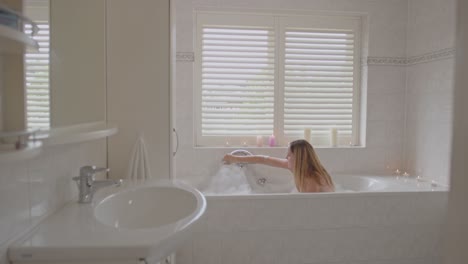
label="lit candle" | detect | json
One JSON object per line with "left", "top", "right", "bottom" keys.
{"left": 225, "top": 141, "right": 230, "bottom": 147}
{"left": 256, "top": 135, "right": 263, "bottom": 147}
{"left": 330, "top": 128, "right": 338, "bottom": 147}
{"left": 242, "top": 141, "right": 248, "bottom": 147}
{"left": 394, "top": 169, "right": 401, "bottom": 175}
{"left": 268, "top": 134, "right": 276, "bottom": 147}
{"left": 402, "top": 172, "right": 410, "bottom": 177}
{"left": 303, "top": 128, "right": 311, "bottom": 142}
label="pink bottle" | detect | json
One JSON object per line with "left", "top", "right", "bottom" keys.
{"left": 268, "top": 134, "right": 276, "bottom": 147}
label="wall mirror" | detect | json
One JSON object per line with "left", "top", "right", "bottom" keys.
{"left": 0, "top": 0, "right": 106, "bottom": 134}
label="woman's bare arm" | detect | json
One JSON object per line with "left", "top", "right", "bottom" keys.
{"left": 223, "top": 154, "right": 289, "bottom": 169}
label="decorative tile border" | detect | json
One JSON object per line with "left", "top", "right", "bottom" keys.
{"left": 367, "top": 47, "right": 455, "bottom": 66}
{"left": 177, "top": 48, "right": 455, "bottom": 65}
{"left": 406, "top": 47, "right": 455, "bottom": 65}
{"left": 176, "top": 52, "right": 194, "bottom": 62}
{"left": 366, "top": 56, "right": 407, "bottom": 66}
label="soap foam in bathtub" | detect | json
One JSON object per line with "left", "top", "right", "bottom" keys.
{"left": 203, "top": 165, "right": 252, "bottom": 194}
{"left": 334, "top": 183, "right": 355, "bottom": 192}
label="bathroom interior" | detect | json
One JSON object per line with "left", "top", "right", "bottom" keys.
{"left": 0, "top": 0, "right": 467, "bottom": 263}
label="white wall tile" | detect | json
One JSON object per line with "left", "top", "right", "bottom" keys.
{"left": 202, "top": 199, "right": 254, "bottom": 231}
{"left": 366, "top": 0, "right": 408, "bottom": 57}
{"left": 0, "top": 140, "right": 106, "bottom": 262}
{"left": 359, "top": 193, "right": 448, "bottom": 227}
{"left": 303, "top": 196, "right": 366, "bottom": 229}
{"left": 247, "top": 231, "right": 284, "bottom": 264}
{"left": 175, "top": 240, "right": 193, "bottom": 264}
{"left": 368, "top": 92, "right": 405, "bottom": 121}
{"left": 0, "top": 165, "right": 30, "bottom": 246}
{"left": 248, "top": 198, "right": 310, "bottom": 230}
{"left": 28, "top": 148, "right": 63, "bottom": 225}
{"left": 281, "top": 229, "right": 340, "bottom": 263}
{"left": 368, "top": 66, "right": 407, "bottom": 94}
{"left": 192, "top": 232, "right": 222, "bottom": 264}
{"left": 313, "top": 149, "right": 349, "bottom": 173}
{"left": 344, "top": 147, "right": 387, "bottom": 173}
{"left": 219, "top": 232, "right": 251, "bottom": 264}
{"left": 366, "top": 121, "right": 388, "bottom": 147}
{"left": 405, "top": 60, "right": 454, "bottom": 185}
{"left": 407, "top": 0, "right": 456, "bottom": 56}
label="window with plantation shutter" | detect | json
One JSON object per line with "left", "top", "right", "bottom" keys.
{"left": 196, "top": 14, "right": 276, "bottom": 146}
{"left": 195, "top": 12, "right": 362, "bottom": 147}
{"left": 280, "top": 16, "right": 361, "bottom": 145}
{"left": 24, "top": 22, "right": 50, "bottom": 129}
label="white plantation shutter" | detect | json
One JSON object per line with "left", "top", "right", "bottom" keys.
{"left": 282, "top": 29, "right": 355, "bottom": 143}
{"left": 196, "top": 14, "right": 276, "bottom": 145}
{"left": 201, "top": 26, "right": 275, "bottom": 135}
{"left": 196, "top": 13, "right": 362, "bottom": 146}
{"left": 24, "top": 22, "right": 50, "bottom": 129}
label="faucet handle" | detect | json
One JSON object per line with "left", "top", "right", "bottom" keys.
{"left": 92, "top": 166, "right": 110, "bottom": 174}
{"left": 79, "top": 165, "right": 110, "bottom": 178}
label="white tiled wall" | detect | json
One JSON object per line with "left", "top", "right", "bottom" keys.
{"left": 406, "top": 0, "right": 456, "bottom": 57}
{"left": 0, "top": 140, "right": 106, "bottom": 264}
{"left": 174, "top": 0, "right": 409, "bottom": 186}
{"left": 404, "top": 0, "right": 456, "bottom": 186}
{"left": 173, "top": 1, "right": 454, "bottom": 264}
{"left": 175, "top": 0, "right": 456, "bottom": 187}
{"left": 177, "top": 192, "right": 448, "bottom": 264}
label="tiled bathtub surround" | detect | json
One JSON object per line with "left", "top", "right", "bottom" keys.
{"left": 0, "top": 140, "right": 106, "bottom": 264}
{"left": 177, "top": 191, "right": 448, "bottom": 264}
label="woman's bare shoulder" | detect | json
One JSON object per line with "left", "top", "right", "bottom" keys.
{"left": 302, "top": 177, "right": 334, "bottom": 192}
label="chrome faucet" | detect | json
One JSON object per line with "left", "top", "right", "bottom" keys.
{"left": 72, "top": 166, "right": 122, "bottom": 203}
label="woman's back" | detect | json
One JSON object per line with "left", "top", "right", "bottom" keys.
{"left": 301, "top": 176, "right": 334, "bottom": 192}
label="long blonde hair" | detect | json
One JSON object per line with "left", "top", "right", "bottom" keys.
{"left": 289, "top": 140, "right": 334, "bottom": 191}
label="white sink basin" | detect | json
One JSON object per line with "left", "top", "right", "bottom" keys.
{"left": 8, "top": 180, "right": 206, "bottom": 264}
{"left": 94, "top": 185, "right": 199, "bottom": 229}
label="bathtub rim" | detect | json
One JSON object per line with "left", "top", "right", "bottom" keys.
{"left": 203, "top": 188, "right": 448, "bottom": 200}
{"left": 201, "top": 174, "right": 449, "bottom": 199}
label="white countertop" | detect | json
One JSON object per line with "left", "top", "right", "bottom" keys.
{"left": 8, "top": 179, "right": 204, "bottom": 263}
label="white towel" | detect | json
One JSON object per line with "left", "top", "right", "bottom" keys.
{"left": 127, "top": 136, "right": 151, "bottom": 179}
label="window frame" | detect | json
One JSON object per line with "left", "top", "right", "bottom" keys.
{"left": 194, "top": 10, "right": 363, "bottom": 147}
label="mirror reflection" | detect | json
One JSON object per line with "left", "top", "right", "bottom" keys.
{"left": 24, "top": 0, "right": 49, "bottom": 130}
{"left": 2, "top": 0, "right": 106, "bottom": 133}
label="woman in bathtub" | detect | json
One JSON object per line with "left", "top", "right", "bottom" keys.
{"left": 222, "top": 139, "right": 334, "bottom": 193}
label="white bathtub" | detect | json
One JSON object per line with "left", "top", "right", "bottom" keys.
{"left": 181, "top": 173, "right": 449, "bottom": 264}
{"left": 203, "top": 171, "right": 448, "bottom": 194}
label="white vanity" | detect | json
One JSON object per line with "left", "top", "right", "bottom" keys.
{"left": 8, "top": 180, "right": 206, "bottom": 264}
